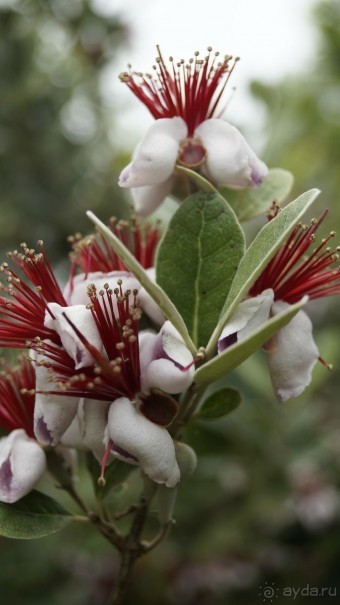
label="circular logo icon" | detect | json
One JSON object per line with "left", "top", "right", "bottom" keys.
{"left": 258, "top": 581, "right": 279, "bottom": 602}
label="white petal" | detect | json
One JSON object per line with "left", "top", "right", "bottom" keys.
{"left": 82, "top": 399, "right": 110, "bottom": 460}
{"left": 45, "top": 303, "right": 102, "bottom": 369}
{"left": 218, "top": 289, "right": 274, "bottom": 352}
{"left": 140, "top": 321, "right": 194, "bottom": 394}
{"left": 61, "top": 398, "right": 109, "bottom": 461}
{"left": 143, "top": 358, "right": 193, "bottom": 393}
{"left": 64, "top": 271, "right": 139, "bottom": 306}
{"left": 265, "top": 303, "right": 319, "bottom": 402}
{"left": 0, "top": 429, "right": 46, "bottom": 503}
{"left": 108, "top": 398, "right": 180, "bottom": 487}
{"left": 131, "top": 177, "right": 174, "bottom": 217}
{"left": 34, "top": 361, "right": 79, "bottom": 446}
{"left": 138, "top": 268, "right": 165, "bottom": 325}
{"left": 195, "top": 119, "right": 268, "bottom": 188}
{"left": 118, "top": 118, "right": 187, "bottom": 188}
{"left": 161, "top": 321, "right": 194, "bottom": 367}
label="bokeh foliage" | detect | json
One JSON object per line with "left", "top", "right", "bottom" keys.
{"left": 0, "top": 0, "right": 127, "bottom": 260}
{"left": 1, "top": 1, "right": 340, "bottom": 604}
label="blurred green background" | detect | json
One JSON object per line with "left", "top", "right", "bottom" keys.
{"left": 1, "top": 1, "right": 340, "bottom": 604}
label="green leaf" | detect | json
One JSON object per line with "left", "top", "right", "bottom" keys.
{"left": 195, "top": 388, "right": 242, "bottom": 420}
{"left": 194, "top": 297, "right": 306, "bottom": 387}
{"left": 86, "top": 454, "right": 133, "bottom": 501}
{"left": 86, "top": 210, "right": 196, "bottom": 355}
{"left": 222, "top": 168, "right": 294, "bottom": 222}
{"left": 206, "top": 188, "right": 320, "bottom": 354}
{"left": 156, "top": 192, "right": 245, "bottom": 347}
{"left": 0, "top": 490, "right": 72, "bottom": 539}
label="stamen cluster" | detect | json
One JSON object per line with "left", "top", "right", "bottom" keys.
{"left": 33, "top": 282, "right": 142, "bottom": 402}
{"left": 250, "top": 211, "right": 340, "bottom": 304}
{"left": 0, "top": 242, "right": 66, "bottom": 348}
{"left": 120, "top": 46, "right": 239, "bottom": 137}
{"left": 0, "top": 357, "right": 35, "bottom": 437}
{"left": 68, "top": 216, "right": 159, "bottom": 277}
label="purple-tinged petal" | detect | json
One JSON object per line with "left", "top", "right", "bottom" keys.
{"left": 195, "top": 119, "right": 268, "bottom": 189}
{"left": 140, "top": 321, "right": 194, "bottom": 394}
{"left": 34, "top": 359, "right": 79, "bottom": 446}
{"left": 0, "top": 429, "right": 46, "bottom": 503}
{"left": 218, "top": 290, "right": 273, "bottom": 352}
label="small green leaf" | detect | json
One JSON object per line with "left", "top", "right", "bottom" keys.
{"left": 195, "top": 388, "right": 242, "bottom": 420}
{"left": 195, "top": 297, "right": 306, "bottom": 387}
{"left": 156, "top": 192, "right": 245, "bottom": 347}
{"left": 222, "top": 168, "right": 294, "bottom": 222}
{"left": 0, "top": 490, "right": 72, "bottom": 539}
{"left": 206, "top": 188, "right": 320, "bottom": 354}
{"left": 86, "top": 210, "right": 196, "bottom": 355}
{"left": 86, "top": 454, "right": 133, "bottom": 501}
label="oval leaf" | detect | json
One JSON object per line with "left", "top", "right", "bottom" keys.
{"left": 195, "top": 388, "right": 242, "bottom": 420}
{"left": 195, "top": 297, "right": 307, "bottom": 387}
{"left": 207, "top": 188, "right": 320, "bottom": 354}
{"left": 222, "top": 168, "right": 294, "bottom": 222}
{"left": 0, "top": 490, "right": 72, "bottom": 539}
{"left": 156, "top": 192, "right": 245, "bottom": 348}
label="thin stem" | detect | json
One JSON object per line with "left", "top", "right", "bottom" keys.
{"left": 64, "top": 485, "right": 89, "bottom": 515}
{"left": 110, "top": 496, "right": 149, "bottom": 605}
{"left": 143, "top": 520, "right": 174, "bottom": 553}
{"left": 63, "top": 484, "right": 123, "bottom": 549}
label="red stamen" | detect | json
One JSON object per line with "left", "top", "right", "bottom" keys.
{"left": 250, "top": 211, "right": 340, "bottom": 304}
{"left": 120, "top": 47, "right": 239, "bottom": 137}
{"left": 0, "top": 243, "right": 66, "bottom": 348}
{"left": 0, "top": 356, "right": 35, "bottom": 438}
{"left": 33, "top": 285, "right": 142, "bottom": 403}
{"left": 318, "top": 356, "right": 333, "bottom": 371}
{"left": 99, "top": 439, "right": 113, "bottom": 486}
{"left": 68, "top": 217, "right": 160, "bottom": 279}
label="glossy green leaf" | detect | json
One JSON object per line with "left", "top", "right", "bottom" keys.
{"left": 0, "top": 490, "right": 72, "bottom": 539}
{"left": 195, "top": 297, "right": 306, "bottom": 387}
{"left": 156, "top": 192, "right": 245, "bottom": 347}
{"left": 86, "top": 454, "right": 133, "bottom": 500}
{"left": 206, "top": 188, "right": 320, "bottom": 354}
{"left": 222, "top": 168, "right": 294, "bottom": 222}
{"left": 195, "top": 388, "right": 242, "bottom": 420}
